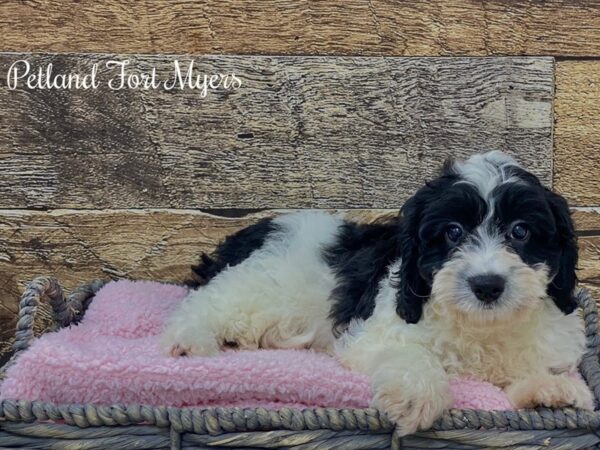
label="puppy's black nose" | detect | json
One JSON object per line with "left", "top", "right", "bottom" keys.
{"left": 468, "top": 274, "right": 505, "bottom": 303}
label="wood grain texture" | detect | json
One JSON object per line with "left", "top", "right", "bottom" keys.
{"left": 554, "top": 61, "right": 600, "bottom": 207}
{"left": 2, "top": 1, "right": 600, "bottom": 57}
{"left": 1, "top": 208, "right": 599, "bottom": 356}
{"left": 574, "top": 209, "right": 600, "bottom": 299}
{"left": 0, "top": 53, "right": 553, "bottom": 209}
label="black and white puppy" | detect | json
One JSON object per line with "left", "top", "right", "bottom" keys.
{"left": 162, "top": 151, "right": 593, "bottom": 435}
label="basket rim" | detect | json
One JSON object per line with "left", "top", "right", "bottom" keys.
{"left": 1, "top": 277, "right": 600, "bottom": 434}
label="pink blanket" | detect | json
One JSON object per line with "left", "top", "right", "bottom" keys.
{"left": 0, "top": 280, "right": 513, "bottom": 410}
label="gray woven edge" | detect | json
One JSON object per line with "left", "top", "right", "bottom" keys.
{"left": 1, "top": 277, "right": 600, "bottom": 434}
{"left": 0, "top": 277, "right": 107, "bottom": 378}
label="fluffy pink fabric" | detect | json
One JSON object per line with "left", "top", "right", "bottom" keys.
{"left": 0, "top": 280, "right": 513, "bottom": 410}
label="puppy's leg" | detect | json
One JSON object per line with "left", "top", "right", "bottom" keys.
{"left": 161, "top": 211, "right": 342, "bottom": 357}
{"left": 506, "top": 373, "right": 594, "bottom": 410}
{"left": 337, "top": 326, "right": 452, "bottom": 436}
{"left": 371, "top": 345, "right": 452, "bottom": 435}
{"left": 161, "top": 259, "right": 281, "bottom": 357}
{"left": 160, "top": 287, "right": 222, "bottom": 357}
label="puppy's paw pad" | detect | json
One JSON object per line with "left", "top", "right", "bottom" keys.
{"left": 160, "top": 326, "right": 220, "bottom": 357}
{"left": 165, "top": 341, "right": 220, "bottom": 358}
{"left": 169, "top": 344, "right": 191, "bottom": 357}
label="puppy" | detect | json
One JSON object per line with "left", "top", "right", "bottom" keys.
{"left": 161, "top": 151, "right": 594, "bottom": 435}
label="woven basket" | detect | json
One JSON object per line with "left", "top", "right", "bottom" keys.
{"left": 1, "top": 277, "right": 600, "bottom": 449}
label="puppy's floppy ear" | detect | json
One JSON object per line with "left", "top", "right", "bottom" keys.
{"left": 394, "top": 193, "right": 431, "bottom": 324}
{"left": 545, "top": 189, "right": 578, "bottom": 314}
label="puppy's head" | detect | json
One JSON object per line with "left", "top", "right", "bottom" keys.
{"left": 395, "top": 151, "right": 577, "bottom": 324}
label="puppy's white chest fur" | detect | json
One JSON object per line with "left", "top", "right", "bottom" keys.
{"left": 421, "top": 300, "right": 585, "bottom": 386}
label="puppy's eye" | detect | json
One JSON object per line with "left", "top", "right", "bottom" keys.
{"left": 510, "top": 223, "right": 529, "bottom": 241}
{"left": 445, "top": 224, "right": 463, "bottom": 244}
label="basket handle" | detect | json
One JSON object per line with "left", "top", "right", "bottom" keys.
{"left": 13, "top": 277, "right": 106, "bottom": 354}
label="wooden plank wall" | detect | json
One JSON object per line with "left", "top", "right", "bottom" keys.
{"left": 0, "top": 53, "right": 555, "bottom": 357}
{"left": 0, "top": 54, "right": 554, "bottom": 209}
{"left": 1, "top": 1, "right": 600, "bottom": 360}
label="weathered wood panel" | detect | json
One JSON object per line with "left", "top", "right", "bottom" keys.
{"left": 0, "top": 54, "right": 553, "bottom": 209}
{"left": 575, "top": 209, "right": 600, "bottom": 300}
{"left": 1, "top": 208, "right": 599, "bottom": 357}
{"left": 554, "top": 61, "right": 600, "bottom": 207}
{"left": 2, "top": 1, "right": 600, "bottom": 57}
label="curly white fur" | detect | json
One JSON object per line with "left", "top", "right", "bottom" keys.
{"left": 160, "top": 211, "right": 342, "bottom": 356}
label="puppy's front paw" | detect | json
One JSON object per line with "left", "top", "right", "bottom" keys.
{"left": 371, "top": 373, "right": 452, "bottom": 436}
{"left": 160, "top": 325, "right": 220, "bottom": 358}
{"left": 507, "top": 373, "right": 595, "bottom": 411}
{"left": 161, "top": 335, "right": 220, "bottom": 358}
{"left": 169, "top": 343, "right": 196, "bottom": 357}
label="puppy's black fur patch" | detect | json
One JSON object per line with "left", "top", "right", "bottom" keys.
{"left": 492, "top": 172, "right": 578, "bottom": 314}
{"left": 324, "top": 218, "right": 400, "bottom": 332}
{"left": 186, "top": 218, "right": 278, "bottom": 287}
{"left": 393, "top": 168, "right": 487, "bottom": 323}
